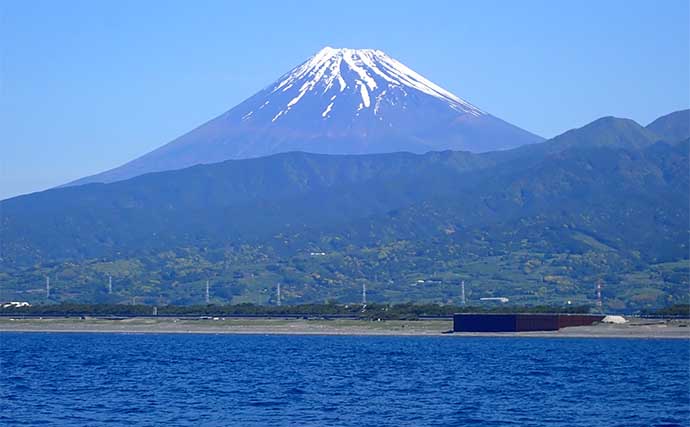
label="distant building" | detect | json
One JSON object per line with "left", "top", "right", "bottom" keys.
{"left": 480, "top": 297, "right": 510, "bottom": 303}
{"left": 413, "top": 278, "right": 442, "bottom": 285}
{"left": 453, "top": 314, "right": 605, "bottom": 332}
{"left": 2, "top": 301, "right": 31, "bottom": 308}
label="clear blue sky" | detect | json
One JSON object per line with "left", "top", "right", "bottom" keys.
{"left": 1, "top": 0, "right": 688, "bottom": 200}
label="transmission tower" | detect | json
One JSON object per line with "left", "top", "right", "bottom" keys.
{"left": 596, "top": 279, "right": 603, "bottom": 312}
{"left": 205, "top": 280, "right": 210, "bottom": 304}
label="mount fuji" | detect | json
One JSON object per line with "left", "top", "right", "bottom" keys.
{"left": 69, "top": 47, "right": 543, "bottom": 186}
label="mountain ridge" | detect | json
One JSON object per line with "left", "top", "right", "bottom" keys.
{"left": 3, "top": 111, "right": 687, "bottom": 256}
{"left": 646, "top": 109, "right": 690, "bottom": 143}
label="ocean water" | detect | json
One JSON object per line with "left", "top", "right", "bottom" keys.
{"left": 1, "top": 333, "right": 688, "bottom": 426}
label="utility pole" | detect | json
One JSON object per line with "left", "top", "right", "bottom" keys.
{"left": 460, "top": 280, "right": 466, "bottom": 305}
{"left": 108, "top": 275, "right": 113, "bottom": 294}
{"left": 45, "top": 276, "right": 50, "bottom": 299}
{"left": 205, "top": 280, "right": 210, "bottom": 304}
{"left": 276, "top": 283, "right": 282, "bottom": 306}
{"left": 596, "top": 279, "right": 603, "bottom": 312}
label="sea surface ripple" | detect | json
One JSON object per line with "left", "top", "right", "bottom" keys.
{"left": 1, "top": 333, "right": 688, "bottom": 426}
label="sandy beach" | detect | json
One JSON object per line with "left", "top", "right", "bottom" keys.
{"left": 0, "top": 317, "right": 688, "bottom": 339}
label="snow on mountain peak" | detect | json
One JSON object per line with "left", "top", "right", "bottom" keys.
{"left": 66, "top": 46, "right": 544, "bottom": 186}
{"left": 252, "top": 47, "right": 485, "bottom": 123}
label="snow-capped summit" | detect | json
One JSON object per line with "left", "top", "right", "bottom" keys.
{"left": 68, "top": 47, "right": 543, "bottom": 186}
{"left": 262, "top": 46, "right": 484, "bottom": 122}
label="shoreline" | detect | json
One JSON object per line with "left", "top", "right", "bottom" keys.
{"left": 2, "top": 329, "right": 689, "bottom": 340}
{"left": 1, "top": 318, "right": 688, "bottom": 339}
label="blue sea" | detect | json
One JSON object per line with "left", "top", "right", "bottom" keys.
{"left": 1, "top": 333, "right": 688, "bottom": 426}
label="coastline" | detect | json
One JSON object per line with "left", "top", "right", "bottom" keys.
{"left": 1, "top": 317, "right": 688, "bottom": 339}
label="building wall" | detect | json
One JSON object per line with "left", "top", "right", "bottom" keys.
{"left": 453, "top": 314, "right": 605, "bottom": 332}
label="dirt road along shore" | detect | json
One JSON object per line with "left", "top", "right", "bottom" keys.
{"left": 0, "top": 317, "right": 688, "bottom": 338}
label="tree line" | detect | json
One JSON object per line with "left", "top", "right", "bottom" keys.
{"left": 0, "top": 302, "right": 593, "bottom": 319}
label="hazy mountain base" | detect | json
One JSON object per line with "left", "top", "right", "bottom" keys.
{"left": 1, "top": 115, "right": 688, "bottom": 310}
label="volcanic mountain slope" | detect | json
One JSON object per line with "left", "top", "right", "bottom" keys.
{"left": 68, "top": 47, "right": 543, "bottom": 186}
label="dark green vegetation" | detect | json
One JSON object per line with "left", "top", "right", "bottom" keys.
{"left": 646, "top": 110, "right": 690, "bottom": 145}
{"left": 644, "top": 304, "right": 690, "bottom": 317}
{"left": 0, "top": 303, "right": 592, "bottom": 320}
{"left": 1, "top": 110, "right": 688, "bottom": 310}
